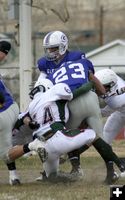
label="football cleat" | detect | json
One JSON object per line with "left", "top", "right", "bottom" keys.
{"left": 70, "top": 165, "right": 84, "bottom": 179}
{"left": 120, "top": 171, "right": 125, "bottom": 178}
{"left": 9, "top": 177, "right": 21, "bottom": 186}
{"left": 36, "top": 171, "right": 47, "bottom": 181}
{"left": 104, "top": 171, "right": 119, "bottom": 185}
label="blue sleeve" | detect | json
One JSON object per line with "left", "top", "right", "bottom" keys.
{"left": 37, "top": 57, "right": 47, "bottom": 72}
{"left": 86, "top": 59, "right": 95, "bottom": 74}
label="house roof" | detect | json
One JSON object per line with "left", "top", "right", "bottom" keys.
{"left": 86, "top": 39, "right": 125, "bottom": 57}
{"left": 86, "top": 39, "right": 125, "bottom": 74}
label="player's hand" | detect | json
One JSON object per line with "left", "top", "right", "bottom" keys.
{"left": 29, "top": 121, "right": 40, "bottom": 129}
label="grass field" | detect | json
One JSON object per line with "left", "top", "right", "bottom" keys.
{"left": 0, "top": 141, "right": 125, "bottom": 200}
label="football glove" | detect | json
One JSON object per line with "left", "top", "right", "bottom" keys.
{"left": 29, "top": 121, "right": 40, "bottom": 130}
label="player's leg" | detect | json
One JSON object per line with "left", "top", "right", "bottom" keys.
{"left": 80, "top": 109, "right": 120, "bottom": 184}
{"left": 12, "top": 125, "right": 34, "bottom": 158}
{"left": 86, "top": 115, "right": 118, "bottom": 184}
{"left": 67, "top": 91, "right": 120, "bottom": 184}
{"left": 0, "top": 103, "right": 20, "bottom": 185}
{"left": 38, "top": 128, "right": 95, "bottom": 178}
{"left": 67, "top": 91, "right": 101, "bottom": 176}
{"left": 92, "top": 136, "right": 125, "bottom": 182}
{"left": 42, "top": 154, "right": 59, "bottom": 179}
{"left": 103, "top": 112, "right": 125, "bottom": 144}
{"left": 7, "top": 138, "right": 46, "bottom": 161}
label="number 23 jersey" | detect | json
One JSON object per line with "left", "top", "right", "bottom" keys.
{"left": 48, "top": 59, "right": 94, "bottom": 91}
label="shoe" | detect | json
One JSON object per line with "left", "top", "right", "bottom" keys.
{"left": 70, "top": 166, "right": 84, "bottom": 179}
{"left": 36, "top": 171, "right": 47, "bottom": 181}
{"left": 119, "top": 162, "right": 125, "bottom": 178}
{"left": 120, "top": 157, "right": 125, "bottom": 164}
{"left": 9, "top": 177, "right": 21, "bottom": 186}
{"left": 120, "top": 171, "right": 125, "bottom": 178}
{"left": 59, "top": 154, "right": 68, "bottom": 164}
{"left": 104, "top": 172, "right": 119, "bottom": 185}
{"left": 28, "top": 138, "right": 44, "bottom": 151}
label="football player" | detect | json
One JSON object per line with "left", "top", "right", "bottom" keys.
{"left": 8, "top": 79, "right": 96, "bottom": 179}
{"left": 0, "top": 41, "right": 20, "bottom": 185}
{"left": 37, "top": 30, "right": 85, "bottom": 78}
{"left": 12, "top": 78, "right": 125, "bottom": 181}
{"left": 36, "top": 30, "right": 105, "bottom": 178}
{"left": 95, "top": 68, "right": 125, "bottom": 179}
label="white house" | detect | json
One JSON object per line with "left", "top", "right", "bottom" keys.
{"left": 86, "top": 39, "right": 125, "bottom": 74}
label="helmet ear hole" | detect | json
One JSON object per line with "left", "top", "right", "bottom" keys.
{"left": 39, "top": 85, "right": 46, "bottom": 93}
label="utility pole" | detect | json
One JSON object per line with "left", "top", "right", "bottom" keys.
{"left": 19, "top": 0, "right": 32, "bottom": 111}
{"left": 99, "top": 5, "right": 104, "bottom": 46}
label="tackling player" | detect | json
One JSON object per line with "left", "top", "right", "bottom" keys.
{"left": 36, "top": 30, "right": 105, "bottom": 177}
{"left": 37, "top": 30, "right": 85, "bottom": 78}
{"left": 7, "top": 79, "right": 96, "bottom": 179}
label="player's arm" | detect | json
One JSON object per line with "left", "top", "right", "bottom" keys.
{"left": 14, "top": 112, "right": 40, "bottom": 130}
{"left": 73, "top": 82, "right": 94, "bottom": 99}
{"left": 89, "top": 72, "right": 106, "bottom": 95}
{"left": 101, "top": 105, "right": 114, "bottom": 117}
{"left": 105, "top": 93, "right": 125, "bottom": 109}
{"left": 53, "top": 83, "right": 73, "bottom": 101}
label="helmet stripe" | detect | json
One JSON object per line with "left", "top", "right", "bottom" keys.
{"left": 45, "top": 31, "right": 54, "bottom": 44}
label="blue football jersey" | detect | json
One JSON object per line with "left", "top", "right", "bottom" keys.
{"left": 48, "top": 59, "right": 94, "bottom": 91}
{"left": 0, "top": 76, "right": 14, "bottom": 112}
{"left": 37, "top": 50, "right": 85, "bottom": 75}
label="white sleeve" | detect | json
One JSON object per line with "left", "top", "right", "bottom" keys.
{"left": 37, "top": 72, "right": 47, "bottom": 81}
{"left": 18, "top": 111, "right": 29, "bottom": 119}
{"left": 101, "top": 105, "right": 114, "bottom": 117}
{"left": 52, "top": 83, "right": 73, "bottom": 101}
{"left": 105, "top": 93, "right": 125, "bottom": 109}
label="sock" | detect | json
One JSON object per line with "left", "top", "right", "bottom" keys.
{"left": 77, "top": 144, "right": 90, "bottom": 154}
{"left": 105, "top": 161, "right": 115, "bottom": 176}
{"left": 9, "top": 170, "right": 19, "bottom": 179}
{"left": 68, "top": 145, "right": 89, "bottom": 169}
{"left": 68, "top": 151, "right": 80, "bottom": 168}
{"left": 93, "top": 138, "right": 125, "bottom": 171}
{"left": 6, "top": 162, "right": 19, "bottom": 179}
{"left": 23, "top": 144, "right": 31, "bottom": 153}
{"left": 7, "top": 162, "right": 16, "bottom": 170}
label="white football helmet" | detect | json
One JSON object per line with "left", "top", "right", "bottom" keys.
{"left": 43, "top": 31, "right": 68, "bottom": 61}
{"left": 95, "top": 69, "right": 118, "bottom": 94}
{"left": 29, "top": 78, "right": 53, "bottom": 99}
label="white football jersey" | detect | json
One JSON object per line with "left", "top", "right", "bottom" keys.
{"left": 28, "top": 83, "right": 73, "bottom": 137}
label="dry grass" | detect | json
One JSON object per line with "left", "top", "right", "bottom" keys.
{"left": 0, "top": 140, "right": 125, "bottom": 200}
